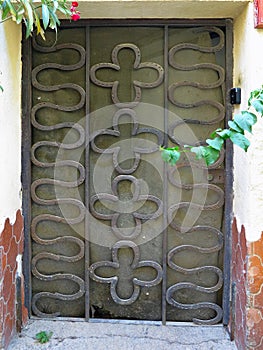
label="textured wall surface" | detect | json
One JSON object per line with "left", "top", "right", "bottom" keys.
{"left": 0, "top": 20, "right": 22, "bottom": 233}
{"left": 247, "top": 233, "right": 263, "bottom": 349}
{"left": 231, "top": 218, "right": 247, "bottom": 350}
{"left": 0, "top": 211, "right": 28, "bottom": 349}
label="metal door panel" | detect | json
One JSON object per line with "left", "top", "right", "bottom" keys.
{"left": 24, "top": 22, "right": 231, "bottom": 324}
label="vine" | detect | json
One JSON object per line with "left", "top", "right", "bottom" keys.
{"left": 161, "top": 86, "right": 263, "bottom": 166}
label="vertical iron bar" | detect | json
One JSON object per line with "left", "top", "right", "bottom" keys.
{"left": 161, "top": 25, "right": 169, "bottom": 325}
{"left": 21, "top": 28, "right": 32, "bottom": 316}
{"left": 223, "top": 19, "right": 234, "bottom": 326}
{"left": 85, "top": 25, "right": 91, "bottom": 321}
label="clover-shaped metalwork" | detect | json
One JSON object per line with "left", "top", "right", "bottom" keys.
{"left": 90, "top": 175, "right": 163, "bottom": 239}
{"left": 90, "top": 43, "right": 164, "bottom": 107}
{"left": 89, "top": 240, "right": 163, "bottom": 305}
{"left": 90, "top": 108, "right": 163, "bottom": 174}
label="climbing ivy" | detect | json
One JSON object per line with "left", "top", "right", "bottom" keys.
{"left": 161, "top": 86, "right": 263, "bottom": 166}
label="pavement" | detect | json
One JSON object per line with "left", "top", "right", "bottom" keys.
{"left": 8, "top": 319, "right": 237, "bottom": 350}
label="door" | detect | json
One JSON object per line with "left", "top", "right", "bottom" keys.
{"left": 23, "top": 21, "right": 232, "bottom": 325}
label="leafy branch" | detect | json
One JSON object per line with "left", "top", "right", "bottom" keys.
{"left": 0, "top": 0, "right": 80, "bottom": 39}
{"left": 161, "top": 86, "right": 263, "bottom": 166}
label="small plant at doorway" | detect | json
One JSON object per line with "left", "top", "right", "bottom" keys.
{"left": 161, "top": 85, "right": 263, "bottom": 166}
{"left": 35, "top": 330, "right": 53, "bottom": 344}
{"left": 0, "top": 0, "right": 81, "bottom": 39}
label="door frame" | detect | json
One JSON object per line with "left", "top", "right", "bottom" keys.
{"left": 21, "top": 18, "right": 233, "bottom": 325}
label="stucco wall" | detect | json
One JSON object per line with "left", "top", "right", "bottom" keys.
{"left": 78, "top": 0, "right": 248, "bottom": 18}
{"left": 0, "top": 20, "right": 22, "bottom": 233}
{"left": 233, "top": 2, "right": 263, "bottom": 242}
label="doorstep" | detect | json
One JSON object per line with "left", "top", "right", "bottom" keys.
{"left": 8, "top": 319, "right": 237, "bottom": 350}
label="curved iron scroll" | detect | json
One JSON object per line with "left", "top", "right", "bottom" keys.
{"left": 166, "top": 225, "right": 223, "bottom": 325}
{"left": 167, "top": 158, "right": 224, "bottom": 324}
{"left": 30, "top": 36, "right": 86, "bottom": 317}
{"left": 168, "top": 27, "right": 225, "bottom": 145}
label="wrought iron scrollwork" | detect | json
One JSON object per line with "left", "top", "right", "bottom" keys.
{"left": 90, "top": 108, "right": 163, "bottom": 174}
{"left": 30, "top": 36, "right": 86, "bottom": 317}
{"left": 168, "top": 27, "right": 225, "bottom": 145}
{"left": 90, "top": 175, "right": 163, "bottom": 240}
{"left": 89, "top": 240, "right": 163, "bottom": 305}
{"left": 90, "top": 43, "right": 164, "bottom": 108}
{"left": 166, "top": 226, "right": 224, "bottom": 325}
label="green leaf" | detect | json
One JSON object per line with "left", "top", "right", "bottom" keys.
{"left": 229, "top": 131, "right": 250, "bottom": 152}
{"left": 191, "top": 146, "right": 220, "bottom": 166}
{"left": 22, "top": 0, "right": 34, "bottom": 38}
{"left": 251, "top": 99, "right": 263, "bottom": 115}
{"left": 206, "top": 136, "right": 224, "bottom": 151}
{"left": 234, "top": 111, "right": 257, "bottom": 133}
{"left": 210, "top": 128, "right": 222, "bottom": 138}
{"left": 15, "top": 7, "right": 24, "bottom": 24}
{"left": 1, "top": 2, "right": 12, "bottom": 20}
{"left": 160, "top": 146, "right": 179, "bottom": 151}
{"left": 190, "top": 146, "right": 206, "bottom": 160}
{"left": 2, "top": 0, "right": 17, "bottom": 17}
{"left": 0, "top": 85, "right": 3, "bottom": 93}
{"left": 161, "top": 149, "right": 181, "bottom": 165}
{"left": 203, "top": 146, "right": 220, "bottom": 166}
{"left": 248, "top": 87, "right": 263, "bottom": 106}
{"left": 228, "top": 120, "right": 243, "bottom": 133}
{"left": 36, "top": 331, "right": 53, "bottom": 344}
{"left": 216, "top": 129, "right": 231, "bottom": 140}
{"left": 41, "top": 3, "right": 50, "bottom": 29}
{"left": 53, "top": 0, "right": 58, "bottom": 11}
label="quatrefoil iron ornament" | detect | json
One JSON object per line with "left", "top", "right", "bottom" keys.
{"left": 90, "top": 108, "right": 164, "bottom": 174}
{"left": 90, "top": 175, "right": 163, "bottom": 240}
{"left": 90, "top": 43, "right": 164, "bottom": 108}
{"left": 89, "top": 240, "right": 163, "bottom": 305}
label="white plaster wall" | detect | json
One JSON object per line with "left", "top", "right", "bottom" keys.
{"left": 234, "top": 2, "right": 263, "bottom": 241}
{"left": 0, "top": 19, "right": 22, "bottom": 232}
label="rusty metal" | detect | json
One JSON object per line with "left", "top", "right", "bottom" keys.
{"left": 30, "top": 34, "right": 86, "bottom": 317}
{"left": 90, "top": 175, "right": 163, "bottom": 240}
{"left": 23, "top": 21, "right": 233, "bottom": 324}
{"left": 90, "top": 43, "right": 164, "bottom": 108}
{"left": 223, "top": 19, "right": 234, "bottom": 326}
{"left": 89, "top": 240, "right": 163, "bottom": 305}
{"left": 90, "top": 108, "right": 163, "bottom": 174}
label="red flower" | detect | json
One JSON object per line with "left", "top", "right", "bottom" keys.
{"left": 70, "top": 1, "right": 80, "bottom": 21}
{"left": 71, "top": 12, "right": 81, "bottom": 21}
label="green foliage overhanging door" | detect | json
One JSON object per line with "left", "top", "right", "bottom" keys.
{"left": 26, "top": 21, "right": 232, "bottom": 324}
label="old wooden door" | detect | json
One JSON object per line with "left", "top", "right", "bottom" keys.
{"left": 23, "top": 20, "right": 233, "bottom": 325}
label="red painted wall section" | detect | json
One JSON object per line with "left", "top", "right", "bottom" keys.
{"left": 231, "top": 217, "right": 263, "bottom": 349}
{"left": 247, "top": 232, "right": 263, "bottom": 349}
{"left": 231, "top": 217, "right": 248, "bottom": 350}
{"left": 0, "top": 210, "right": 28, "bottom": 349}
{"left": 254, "top": 0, "right": 263, "bottom": 28}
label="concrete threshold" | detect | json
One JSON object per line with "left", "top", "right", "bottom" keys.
{"left": 8, "top": 319, "right": 237, "bottom": 350}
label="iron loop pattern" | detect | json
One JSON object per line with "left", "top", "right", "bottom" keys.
{"left": 28, "top": 25, "right": 227, "bottom": 322}
{"left": 168, "top": 27, "right": 225, "bottom": 146}
{"left": 30, "top": 36, "right": 86, "bottom": 317}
